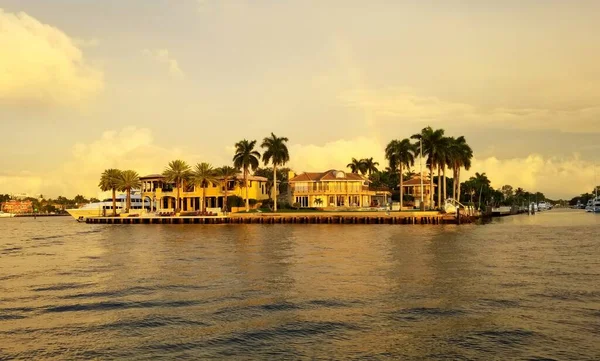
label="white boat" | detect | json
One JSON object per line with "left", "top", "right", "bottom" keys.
{"left": 492, "top": 206, "right": 512, "bottom": 216}
{"left": 538, "top": 201, "right": 550, "bottom": 211}
{"left": 66, "top": 193, "right": 150, "bottom": 222}
{"left": 0, "top": 211, "right": 15, "bottom": 218}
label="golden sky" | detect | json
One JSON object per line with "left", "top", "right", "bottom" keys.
{"left": 1, "top": 1, "right": 599, "bottom": 199}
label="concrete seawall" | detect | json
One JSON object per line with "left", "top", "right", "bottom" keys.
{"left": 86, "top": 211, "right": 476, "bottom": 225}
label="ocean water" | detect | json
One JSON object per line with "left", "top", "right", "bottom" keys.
{"left": 1, "top": 210, "right": 599, "bottom": 360}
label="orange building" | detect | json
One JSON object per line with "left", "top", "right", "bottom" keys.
{"left": 2, "top": 200, "right": 33, "bottom": 214}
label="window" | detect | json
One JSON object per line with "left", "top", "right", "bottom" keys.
{"left": 295, "top": 196, "right": 309, "bottom": 207}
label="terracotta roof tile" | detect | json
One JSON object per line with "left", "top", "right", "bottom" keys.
{"left": 290, "top": 170, "right": 369, "bottom": 182}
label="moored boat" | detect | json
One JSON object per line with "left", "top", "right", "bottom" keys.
{"left": 0, "top": 211, "right": 15, "bottom": 218}
{"left": 66, "top": 193, "right": 150, "bottom": 222}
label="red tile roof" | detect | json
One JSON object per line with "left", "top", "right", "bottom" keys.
{"left": 403, "top": 176, "right": 436, "bottom": 186}
{"left": 290, "top": 170, "right": 369, "bottom": 182}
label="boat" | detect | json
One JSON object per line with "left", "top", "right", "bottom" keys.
{"left": 66, "top": 193, "right": 150, "bottom": 222}
{"left": 0, "top": 211, "right": 15, "bottom": 218}
{"left": 538, "top": 201, "right": 550, "bottom": 212}
{"left": 491, "top": 206, "right": 512, "bottom": 216}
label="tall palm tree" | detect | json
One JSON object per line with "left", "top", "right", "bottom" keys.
{"left": 361, "top": 157, "right": 379, "bottom": 176}
{"left": 98, "top": 168, "right": 122, "bottom": 216}
{"left": 347, "top": 157, "right": 366, "bottom": 174}
{"left": 449, "top": 136, "right": 473, "bottom": 202}
{"left": 261, "top": 133, "right": 289, "bottom": 212}
{"left": 411, "top": 126, "right": 445, "bottom": 209}
{"left": 216, "top": 166, "right": 238, "bottom": 213}
{"left": 436, "top": 136, "right": 452, "bottom": 206}
{"left": 192, "top": 162, "right": 218, "bottom": 213}
{"left": 162, "top": 160, "right": 191, "bottom": 212}
{"left": 118, "top": 170, "right": 141, "bottom": 213}
{"left": 232, "top": 139, "right": 261, "bottom": 212}
{"left": 385, "top": 139, "right": 416, "bottom": 211}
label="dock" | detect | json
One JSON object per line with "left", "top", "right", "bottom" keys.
{"left": 85, "top": 211, "right": 476, "bottom": 225}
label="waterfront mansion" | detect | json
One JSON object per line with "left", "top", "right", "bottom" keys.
{"left": 140, "top": 173, "right": 271, "bottom": 212}
{"left": 288, "top": 170, "right": 391, "bottom": 208}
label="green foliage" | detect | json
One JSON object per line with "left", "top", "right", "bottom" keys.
{"left": 226, "top": 195, "right": 245, "bottom": 208}
{"left": 261, "top": 133, "right": 289, "bottom": 168}
{"left": 292, "top": 202, "right": 301, "bottom": 209}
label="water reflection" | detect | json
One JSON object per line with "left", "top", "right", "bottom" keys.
{"left": 0, "top": 211, "right": 598, "bottom": 359}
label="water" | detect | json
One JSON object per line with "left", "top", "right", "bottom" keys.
{"left": 1, "top": 210, "right": 599, "bottom": 360}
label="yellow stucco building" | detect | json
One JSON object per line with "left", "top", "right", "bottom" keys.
{"left": 140, "top": 173, "right": 271, "bottom": 212}
{"left": 288, "top": 170, "right": 391, "bottom": 208}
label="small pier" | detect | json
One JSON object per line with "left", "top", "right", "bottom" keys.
{"left": 86, "top": 211, "right": 475, "bottom": 225}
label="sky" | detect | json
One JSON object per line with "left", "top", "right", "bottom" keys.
{"left": 1, "top": 0, "right": 599, "bottom": 199}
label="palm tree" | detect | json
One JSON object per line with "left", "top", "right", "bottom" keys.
{"left": 261, "top": 133, "right": 289, "bottom": 212}
{"left": 192, "top": 162, "right": 218, "bottom": 213}
{"left": 347, "top": 157, "right": 366, "bottom": 174}
{"left": 216, "top": 166, "right": 238, "bottom": 213}
{"left": 162, "top": 160, "right": 191, "bottom": 212}
{"left": 361, "top": 157, "right": 379, "bottom": 175}
{"left": 98, "top": 168, "right": 122, "bottom": 216}
{"left": 385, "top": 139, "right": 416, "bottom": 211}
{"left": 233, "top": 139, "right": 261, "bottom": 212}
{"left": 437, "top": 136, "right": 452, "bottom": 204}
{"left": 411, "top": 126, "right": 445, "bottom": 209}
{"left": 314, "top": 197, "right": 323, "bottom": 207}
{"left": 118, "top": 170, "right": 141, "bottom": 213}
{"left": 448, "top": 136, "right": 473, "bottom": 202}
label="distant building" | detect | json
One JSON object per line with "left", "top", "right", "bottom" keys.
{"left": 2, "top": 200, "right": 33, "bottom": 214}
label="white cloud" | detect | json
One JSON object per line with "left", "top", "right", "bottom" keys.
{"left": 1, "top": 127, "right": 188, "bottom": 198}
{"left": 289, "top": 137, "right": 386, "bottom": 173}
{"left": 143, "top": 48, "right": 184, "bottom": 78}
{"left": 289, "top": 136, "right": 597, "bottom": 199}
{"left": 2, "top": 130, "right": 596, "bottom": 200}
{"left": 339, "top": 87, "right": 600, "bottom": 134}
{"left": 466, "top": 154, "right": 598, "bottom": 199}
{"left": 73, "top": 37, "right": 100, "bottom": 48}
{"left": 0, "top": 9, "right": 104, "bottom": 108}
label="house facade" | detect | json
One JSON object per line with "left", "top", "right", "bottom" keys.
{"left": 2, "top": 200, "right": 33, "bottom": 214}
{"left": 140, "top": 173, "right": 272, "bottom": 212}
{"left": 402, "top": 175, "right": 436, "bottom": 208}
{"left": 288, "top": 170, "right": 391, "bottom": 208}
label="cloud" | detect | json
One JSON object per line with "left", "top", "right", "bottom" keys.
{"left": 466, "top": 154, "right": 598, "bottom": 199}
{"left": 73, "top": 37, "right": 100, "bottom": 48}
{"left": 288, "top": 136, "right": 597, "bottom": 199}
{"left": 3, "top": 130, "right": 596, "bottom": 200}
{"left": 143, "top": 48, "right": 184, "bottom": 78}
{"left": 1, "top": 127, "right": 189, "bottom": 198}
{"left": 339, "top": 87, "right": 600, "bottom": 134}
{"left": 288, "top": 137, "right": 386, "bottom": 173}
{"left": 0, "top": 9, "right": 104, "bottom": 108}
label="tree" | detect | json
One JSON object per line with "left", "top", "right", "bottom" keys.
{"left": 99, "top": 169, "right": 122, "bottom": 216}
{"left": 385, "top": 139, "right": 416, "bottom": 211}
{"left": 233, "top": 139, "right": 261, "bottom": 212}
{"left": 261, "top": 133, "right": 290, "bottom": 212}
{"left": 73, "top": 194, "right": 88, "bottom": 205}
{"left": 118, "top": 170, "right": 141, "bottom": 213}
{"left": 192, "top": 163, "right": 218, "bottom": 213}
{"left": 361, "top": 157, "right": 379, "bottom": 175}
{"left": 162, "top": 160, "right": 191, "bottom": 213}
{"left": 314, "top": 197, "right": 323, "bottom": 207}
{"left": 347, "top": 157, "right": 366, "bottom": 174}
{"left": 411, "top": 126, "right": 445, "bottom": 209}
{"left": 447, "top": 136, "right": 473, "bottom": 202}
{"left": 216, "top": 166, "right": 238, "bottom": 213}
